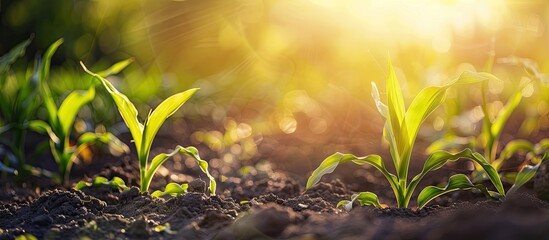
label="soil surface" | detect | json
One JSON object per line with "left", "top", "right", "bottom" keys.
{"left": 1, "top": 123, "right": 549, "bottom": 239}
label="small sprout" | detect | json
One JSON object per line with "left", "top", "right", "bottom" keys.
{"left": 153, "top": 223, "right": 176, "bottom": 234}
{"left": 74, "top": 176, "right": 129, "bottom": 191}
{"left": 239, "top": 200, "right": 250, "bottom": 205}
{"left": 82, "top": 62, "right": 216, "bottom": 195}
{"left": 151, "top": 183, "right": 189, "bottom": 198}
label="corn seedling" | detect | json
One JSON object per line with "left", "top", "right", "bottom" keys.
{"left": 74, "top": 176, "right": 129, "bottom": 191}
{"left": 151, "top": 183, "right": 189, "bottom": 197}
{"left": 0, "top": 39, "right": 53, "bottom": 179}
{"left": 429, "top": 58, "right": 548, "bottom": 194}
{"left": 29, "top": 39, "right": 128, "bottom": 184}
{"left": 81, "top": 62, "right": 216, "bottom": 195}
{"left": 306, "top": 59, "right": 504, "bottom": 209}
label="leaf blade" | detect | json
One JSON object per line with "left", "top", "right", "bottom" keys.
{"left": 57, "top": 87, "right": 96, "bottom": 136}
{"left": 145, "top": 146, "right": 216, "bottom": 195}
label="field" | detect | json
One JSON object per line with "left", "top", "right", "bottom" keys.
{"left": 1, "top": 0, "right": 549, "bottom": 239}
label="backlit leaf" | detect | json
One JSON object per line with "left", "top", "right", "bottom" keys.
{"left": 337, "top": 192, "right": 383, "bottom": 211}
{"left": 142, "top": 88, "right": 198, "bottom": 163}
{"left": 146, "top": 146, "right": 216, "bottom": 195}
{"left": 417, "top": 174, "right": 498, "bottom": 209}
{"left": 81, "top": 62, "right": 143, "bottom": 151}
{"left": 57, "top": 87, "right": 95, "bottom": 136}
{"left": 306, "top": 152, "right": 398, "bottom": 192}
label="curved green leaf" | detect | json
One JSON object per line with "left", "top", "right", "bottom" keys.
{"left": 151, "top": 183, "right": 188, "bottom": 197}
{"left": 494, "top": 140, "right": 535, "bottom": 170}
{"left": 142, "top": 88, "right": 198, "bottom": 163}
{"left": 371, "top": 82, "right": 401, "bottom": 172}
{"left": 96, "top": 58, "right": 134, "bottom": 78}
{"left": 404, "top": 85, "right": 449, "bottom": 147}
{"left": 39, "top": 39, "right": 64, "bottom": 124}
{"left": 418, "top": 174, "right": 497, "bottom": 209}
{"left": 57, "top": 87, "right": 95, "bottom": 136}
{"left": 81, "top": 62, "right": 143, "bottom": 151}
{"left": 306, "top": 152, "right": 394, "bottom": 188}
{"left": 491, "top": 89, "right": 522, "bottom": 139}
{"left": 407, "top": 149, "right": 505, "bottom": 203}
{"left": 77, "top": 132, "right": 129, "bottom": 155}
{"left": 0, "top": 38, "right": 31, "bottom": 74}
{"left": 337, "top": 191, "right": 383, "bottom": 211}
{"left": 29, "top": 120, "right": 59, "bottom": 144}
{"left": 450, "top": 71, "right": 497, "bottom": 85}
{"left": 145, "top": 146, "right": 216, "bottom": 195}
{"left": 74, "top": 176, "right": 129, "bottom": 190}
{"left": 508, "top": 152, "right": 547, "bottom": 195}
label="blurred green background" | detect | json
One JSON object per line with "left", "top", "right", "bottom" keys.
{"left": 2, "top": 0, "right": 548, "bottom": 152}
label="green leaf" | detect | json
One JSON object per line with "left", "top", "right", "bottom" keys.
{"left": 491, "top": 89, "right": 522, "bottom": 139}
{"left": 29, "top": 120, "right": 59, "bottom": 144}
{"left": 426, "top": 135, "right": 472, "bottom": 153}
{"left": 337, "top": 191, "right": 383, "bottom": 211}
{"left": 57, "top": 87, "right": 95, "bottom": 136}
{"left": 74, "top": 176, "right": 129, "bottom": 190}
{"left": 407, "top": 149, "right": 505, "bottom": 203}
{"left": 450, "top": 71, "right": 497, "bottom": 85}
{"left": 0, "top": 38, "right": 31, "bottom": 74}
{"left": 494, "top": 140, "right": 535, "bottom": 170}
{"left": 145, "top": 146, "right": 216, "bottom": 195}
{"left": 39, "top": 39, "right": 64, "bottom": 124}
{"left": 507, "top": 153, "right": 547, "bottom": 195}
{"left": 151, "top": 183, "right": 188, "bottom": 197}
{"left": 385, "top": 59, "right": 405, "bottom": 155}
{"left": 77, "top": 132, "right": 129, "bottom": 155}
{"left": 371, "top": 82, "right": 401, "bottom": 172}
{"left": 81, "top": 62, "right": 143, "bottom": 151}
{"left": 96, "top": 58, "right": 134, "bottom": 77}
{"left": 404, "top": 86, "right": 449, "bottom": 147}
{"left": 417, "top": 174, "right": 497, "bottom": 209}
{"left": 306, "top": 152, "right": 398, "bottom": 192}
{"left": 142, "top": 88, "right": 198, "bottom": 163}
{"left": 74, "top": 181, "right": 89, "bottom": 190}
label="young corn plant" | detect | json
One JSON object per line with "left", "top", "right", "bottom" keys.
{"left": 0, "top": 38, "right": 52, "bottom": 178}
{"left": 306, "top": 60, "right": 505, "bottom": 209}
{"left": 428, "top": 58, "right": 547, "bottom": 194}
{"left": 81, "top": 62, "right": 216, "bottom": 195}
{"left": 29, "top": 39, "right": 129, "bottom": 184}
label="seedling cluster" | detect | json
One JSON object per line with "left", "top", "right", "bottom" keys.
{"left": 1, "top": 39, "right": 547, "bottom": 212}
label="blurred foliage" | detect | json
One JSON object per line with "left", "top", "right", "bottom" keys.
{"left": 1, "top": 0, "right": 549, "bottom": 151}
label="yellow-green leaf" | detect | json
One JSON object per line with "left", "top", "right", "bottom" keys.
{"left": 142, "top": 88, "right": 198, "bottom": 163}
{"left": 81, "top": 62, "right": 143, "bottom": 151}
{"left": 57, "top": 87, "right": 95, "bottom": 136}
{"left": 145, "top": 146, "right": 216, "bottom": 195}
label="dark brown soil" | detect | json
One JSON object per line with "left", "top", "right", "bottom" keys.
{"left": 1, "top": 127, "right": 549, "bottom": 239}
